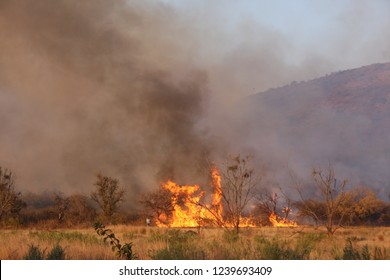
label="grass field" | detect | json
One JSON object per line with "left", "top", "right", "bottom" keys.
{"left": 1, "top": 226, "right": 389, "bottom": 260}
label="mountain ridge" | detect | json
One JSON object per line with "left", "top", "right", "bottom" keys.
{"left": 251, "top": 62, "right": 390, "bottom": 117}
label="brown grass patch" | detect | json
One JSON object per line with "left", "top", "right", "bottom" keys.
{"left": 0, "top": 226, "right": 389, "bottom": 260}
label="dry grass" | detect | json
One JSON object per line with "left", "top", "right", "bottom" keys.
{"left": 0, "top": 225, "right": 389, "bottom": 260}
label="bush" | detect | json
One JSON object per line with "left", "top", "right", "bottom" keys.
{"left": 47, "top": 243, "right": 66, "bottom": 260}
{"left": 23, "top": 243, "right": 66, "bottom": 260}
{"left": 342, "top": 240, "right": 370, "bottom": 260}
{"left": 24, "top": 244, "right": 45, "bottom": 260}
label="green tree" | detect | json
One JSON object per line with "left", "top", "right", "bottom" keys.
{"left": 91, "top": 173, "right": 125, "bottom": 224}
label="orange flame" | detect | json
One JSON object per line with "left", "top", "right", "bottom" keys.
{"left": 155, "top": 167, "right": 275, "bottom": 228}
{"left": 268, "top": 211, "right": 297, "bottom": 227}
{"left": 156, "top": 180, "right": 214, "bottom": 227}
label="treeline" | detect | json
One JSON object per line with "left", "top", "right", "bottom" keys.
{"left": 1, "top": 190, "right": 145, "bottom": 228}
{"left": 253, "top": 187, "right": 390, "bottom": 227}
{"left": 295, "top": 188, "right": 390, "bottom": 226}
{"left": 0, "top": 168, "right": 143, "bottom": 228}
{"left": 19, "top": 192, "right": 97, "bottom": 228}
{"left": 1, "top": 165, "right": 390, "bottom": 229}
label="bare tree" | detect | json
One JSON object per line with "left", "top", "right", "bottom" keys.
{"left": 255, "top": 188, "right": 295, "bottom": 226}
{"left": 219, "top": 155, "right": 260, "bottom": 234}
{"left": 140, "top": 188, "right": 173, "bottom": 226}
{"left": 91, "top": 173, "right": 125, "bottom": 224}
{"left": 0, "top": 167, "right": 24, "bottom": 223}
{"left": 296, "top": 165, "right": 349, "bottom": 236}
{"left": 253, "top": 191, "right": 278, "bottom": 225}
{"left": 256, "top": 191, "right": 278, "bottom": 215}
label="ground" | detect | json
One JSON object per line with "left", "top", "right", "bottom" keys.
{"left": 0, "top": 225, "right": 389, "bottom": 260}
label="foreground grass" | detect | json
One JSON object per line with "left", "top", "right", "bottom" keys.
{"left": 0, "top": 226, "right": 389, "bottom": 260}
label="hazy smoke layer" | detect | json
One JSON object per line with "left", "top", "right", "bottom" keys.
{"left": 1, "top": 0, "right": 389, "bottom": 205}
{"left": 0, "top": 0, "right": 215, "bottom": 201}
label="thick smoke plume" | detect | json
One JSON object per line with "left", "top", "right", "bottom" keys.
{"left": 0, "top": 0, "right": 215, "bottom": 202}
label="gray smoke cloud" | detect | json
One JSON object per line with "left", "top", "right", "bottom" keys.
{"left": 1, "top": 0, "right": 389, "bottom": 206}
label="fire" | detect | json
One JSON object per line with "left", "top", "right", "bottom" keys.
{"left": 156, "top": 167, "right": 257, "bottom": 228}
{"left": 268, "top": 211, "right": 297, "bottom": 227}
{"left": 156, "top": 167, "right": 226, "bottom": 227}
{"left": 155, "top": 167, "right": 292, "bottom": 228}
{"left": 156, "top": 180, "right": 214, "bottom": 227}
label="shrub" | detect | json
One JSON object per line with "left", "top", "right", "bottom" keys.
{"left": 47, "top": 243, "right": 66, "bottom": 260}
{"left": 24, "top": 243, "right": 66, "bottom": 260}
{"left": 24, "top": 244, "right": 45, "bottom": 260}
{"left": 341, "top": 240, "right": 370, "bottom": 260}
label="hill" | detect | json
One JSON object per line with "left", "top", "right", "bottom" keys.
{"left": 237, "top": 62, "right": 390, "bottom": 194}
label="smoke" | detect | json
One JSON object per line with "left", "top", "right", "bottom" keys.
{"left": 0, "top": 0, "right": 214, "bottom": 202}
{"left": 1, "top": 0, "right": 389, "bottom": 207}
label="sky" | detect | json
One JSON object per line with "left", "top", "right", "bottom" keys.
{"left": 159, "top": 0, "right": 390, "bottom": 98}
{"left": 164, "top": 0, "right": 390, "bottom": 67}
{"left": 0, "top": 0, "right": 389, "bottom": 200}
